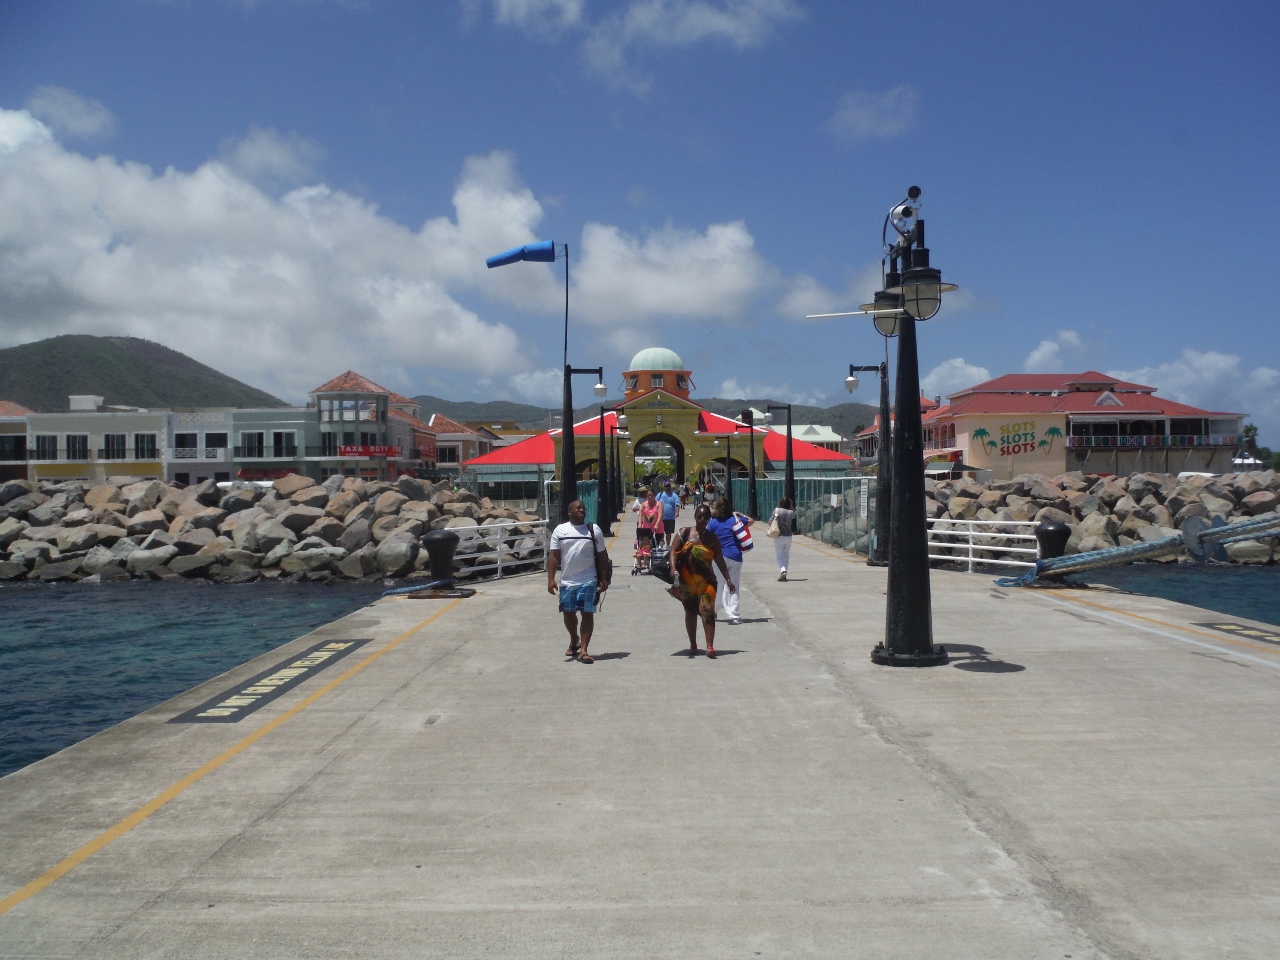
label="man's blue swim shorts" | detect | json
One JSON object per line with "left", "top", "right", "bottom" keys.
{"left": 558, "top": 582, "right": 598, "bottom": 614}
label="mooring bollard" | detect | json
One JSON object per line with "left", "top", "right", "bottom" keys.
{"left": 1034, "top": 520, "right": 1072, "bottom": 561}
{"left": 422, "top": 528, "right": 460, "bottom": 585}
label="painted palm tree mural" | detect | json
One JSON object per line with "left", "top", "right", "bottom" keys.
{"left": 972, "top": 427, "right": 997, "bottom": 453}
{"left": 1044, "top": 425, "right": 1063, "bottom": 454}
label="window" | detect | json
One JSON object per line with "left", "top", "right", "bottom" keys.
{"left": 0, "top": 436, "right": 25, "bottom": 461}
{"left": 34, "top": 435, "right": 58, "bottom": 460}
{"left": 67, "top": 435, "right": 89, "bottom": 460}
{"left": 626, "top": 376, "right": 639, "bottom": 390}
{"left": 321, "top": 433, "right": 338, "bottom": 456}
{"left": 135, "top": 434, "right": 157, "bottom": 460}
{"left": 650, "top": 374, "right": 664, "bottom": 388}
{"left": 204, "top": 432, "right": 228, "bottom": 449}
{"left": 240, "top": 432, "right": 265, "bottom": 458}
{"left": 360, "top": 431, "right": 378, "bottom": 446}
{"left": 676, "top": 375, "right": 688, "bottom": 390}
{"left": 438, "top": 445, "right": 460, "bottom": 463}
{"left": 174, "top": 432, "right": 198, "bottom": 448}
{"left": 174, "top": 472, "right": 190, "bottom": 486}
{"left": 214, "top": 471, "right": 230, "bottom": 482}
{"left": 272, "top": 431, "right": 296, "bottom": 457}
{"left": 103, "top": 434, "right": 127, "bottom": 459}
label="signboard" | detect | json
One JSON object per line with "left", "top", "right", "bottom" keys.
{"left": 860, "top": 483, "right": 869, "bottom": 517}
{"left": 337, "top": 445, "right": 401, "bottom": 458}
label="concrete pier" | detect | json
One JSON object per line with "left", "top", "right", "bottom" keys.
{"left": 2, "top": 512, "right": 1279, "bottom": 958}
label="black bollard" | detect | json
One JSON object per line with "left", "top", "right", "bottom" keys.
{"left": 1035, "top": 520, "right": 1072, "bottom": 561}
{"left": 421, "top": 528, "right": 460, "bottom": 584}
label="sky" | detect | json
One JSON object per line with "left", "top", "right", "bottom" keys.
{"left": 1, "top": 1, "right": 1277, "bottom": 441}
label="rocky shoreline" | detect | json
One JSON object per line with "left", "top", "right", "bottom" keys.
{"left": 0, "top": 474, "right": 548, "bottom": 584}
{"left": 924, "top": 469, "right": 1280, "bottom": 565}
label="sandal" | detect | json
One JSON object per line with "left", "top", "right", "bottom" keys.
{"left": 578, "top": 653, "right": 594, "bottom": 664}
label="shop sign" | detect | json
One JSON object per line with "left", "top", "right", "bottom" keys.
{"left": 971, "top": 422, "right": 1063, "bottom": 458}
{"left": 338, "top": 445, "right": 401, "bottom": 458}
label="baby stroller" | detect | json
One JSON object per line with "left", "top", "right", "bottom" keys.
{"left": 632, "top": 526, "right": 655, "bottom": 575}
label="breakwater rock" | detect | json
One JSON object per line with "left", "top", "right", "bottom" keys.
{"left": 923, "top": 469, "right": 1280, "bottom": 565}
{"left": 0, "top": 475, "right": 548, "bottom": 584}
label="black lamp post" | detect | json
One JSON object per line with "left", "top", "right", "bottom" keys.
{"left": 712, "top": 434, "right": 734, "bottom": 511}
{"left": 612, "top": 414, "right": 628, "bottom": 514}
{"left": 739, "top": 408, "right": 761, "bottom": 519}
{"left": 596, "top": 404, "right": 612, "bottom": 536}
{"left": 765, "top": 403, "right": 795, "bottom": 504}
{"left": 870, "top": 187, "right": 957, "bottom": 667}
{"left": 846, "top": 362, "right": 892, "bottom": 565}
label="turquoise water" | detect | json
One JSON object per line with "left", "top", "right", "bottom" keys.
{"left": 0, "top": 581, "right": 386, "bottom": 779}
{"left": 1077, "top": 565, "right": 1280, "bottom": 627}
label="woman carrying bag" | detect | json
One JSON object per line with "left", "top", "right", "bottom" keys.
{"left": 766, "top": 496, "right": 797, "bottom": 582}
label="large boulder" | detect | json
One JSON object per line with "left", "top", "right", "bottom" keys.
{"left": 139, "top": 530, "right": 176, "bottom": 551}
{"left": 174, "top": 528, "right": 217, "bottom": 556}
{"left": 947, "top": 496, "right": 979, "bottom": 520}
{"left": 255, "top": 492, "right": 289, "bottom": 518}
{"left": 336, "top": 549, "right": 377, "bottom": 579}
{"left": 254, "top": 518, "right": 298, "bottom": 554}
{"left": 1147, "top": 504, "right": 1174, "bottom": 528}
{"left": 126, "top": 509, "right": 169, "bottom": 537}
{"left": 373, "top": 490, "right": 409, "bottom": 517}
{"left": 196, "top": 536, "right": 234, "bottom": 558}
{"left": 289, "top": 486, "right": 329, "bottom": 508}
{"left": 301, "top": 516, "right": 345, "bottom": 545}
{"left": 1199, "top": 493, "right": 1234, "bottom": 519}
{"left": 323, "top": 490, "right": 361, "bottom": 520}
{"left": 396, "top": 475, "right": 429, "bottom": 501}
{"left": 61, "top": 507, "right": 96, "bottom": 527}
{"left": 443, "top": 501, "right": 482, "bottom": 520}
{"left": 341, "top": 476, "right": 369, "bottom": 499}
{"left": 337, "top": 519, "right": 372, "bottom": 553}
{"left": 232, "top": 521, "right": 260, "bottom": 552}
{"left": 0, "top": 479, "right": 36, "bottom": 506}
{"left": 56, "top": 526, "right": 99, "bottom": 553}
{"left": 168, "top": 514, "right": 194, "bottom": 538}
{"left": 273, "top": 473, "right": 317, "bottom": 497}
{"left": 1034, "top": 506, "right": 1075, "bottom": 526}
{"left": 8, "top": 540, "right": 55, "bottom": 564}
{"left": 1241, "top": 491, "right": 1280, "bottom": 515}
{"left": 218, "top": 506, "right": 265, "bottom": 535}
{"left": 1174, "top": 501, "right": 1209, "bottom": 524}
{"left": 1225, "top": 539, "right": 1272, "bottom": 564}
{"left": 220, "top": 486, "right": 263, "bottom": 514}
{"left": 400, "top": 501, "right": 441, "bottom": 525}
{"left": 191, "top": 506, "right": 229, "bottom": 531}
{"left": 81, "top": 545, "right": 124, "bottom": 576}
{"left": 1077, "top": 511, "right": 1119, "bottom": 545}
{"left": 370, "top": 514, "right": 404, "bottom": 543}
{"left": 27, "top": 501, "right": 66, "bottom": 526}
{"left": 344, "top": 501, "right": 375, "bottom": 527}
{"left": 976, "top": 489, "right": 1005, "bottom": 511}
{"left": 169, "top": 554, "right": 219, "bottom": 577}
{"left": 278, "top": 505, "right": 325, "bottom": 534}
{"left": 1126, "top": 474, "right": 1165, "bottom": 503}
{"left": 0, "top": 517, "right": 28, "bottom": 550}
{"left": 261, "top": 539, "right": 295, "bottom": 568}
{"left": 122, "top": 480, "right": 164, "bottom": 516}
{"left": 126, "top": 544, "right": 179, "bottom": 576}
{"left": 83, "top": 484, "right": 124, "bottom": 509}
{"left": 37, "top": 559, "right": 84, "bottom": 582}
{"left": 280, "top": 546, "right": 347, "bottom": 576}
{"left": 187, "top": 478, "right": 223, "bottom": 507}
{"left": 321, "top": 474, "right": 346, "bottom": 496}
{"left": 375, "top": 539, "right": 418, "bottom": 577}
{"left": 1, "top": 492, "right": 49, "bottom": 521}
{"left": 219, "top": 548, "right": 264, "bottom": 568}
{"left": 1093, "top": 480, "right": 1128, "bottom": 508}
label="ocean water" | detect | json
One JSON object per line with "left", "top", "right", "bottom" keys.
{"left": 1077, "top": 564, "right": 1280, "bottom": 627}
{"left": 0, "top": 581, "right": 387, "bottom": 780}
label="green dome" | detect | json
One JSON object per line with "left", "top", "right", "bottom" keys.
{"left": 628, "top": 347, "right": 685, "bottom": 371}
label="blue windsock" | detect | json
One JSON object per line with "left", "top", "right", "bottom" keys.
{"left": 486, "top": 240, "right": 556, "bottom": 268}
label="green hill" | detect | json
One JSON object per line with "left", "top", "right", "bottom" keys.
{"left": 0, "top": 335, "right": 287, "bottom": 411}
{"left": 413, "top": 392, "right": 877, "bottom": 439}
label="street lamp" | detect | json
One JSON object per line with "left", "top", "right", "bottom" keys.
{"left": 597, "top": 403, "right": 612, "bottom": 536}
{"left": 739, "top": 408, "right": 761, "bottom": 519}
{"left": 847, "top": 362, "right": 891, "bottom": 566}
{"left": 874, "top": 187, "right": 957, "bottom": 666}
{"left": 486, "top": 239, "right": 607, "bottom": 521}
{"left": 711, "top": 433, "right": 736, "bottom": 511}
{"left": 764, "top": 404, "right": 795, "bottom": 504}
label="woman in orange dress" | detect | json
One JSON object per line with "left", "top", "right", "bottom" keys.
{"left": 669, "top": 504, "right": 736, "bottom": 658}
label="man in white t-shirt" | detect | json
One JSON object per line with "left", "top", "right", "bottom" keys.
{"left": 547, "top": 499, "right": 611, "bottom": 663}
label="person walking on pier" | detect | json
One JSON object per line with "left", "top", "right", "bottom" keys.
{"left": 670, "top": 504, "right": 736, "bottom": 657}
{"left": 707, "top": 497, "right": 749, "bottom": 624}
{"left": 547, "top": 499, "right": 611, "bottom": 663}
{"left": 657, "top": 482, "right": 681, "bottom": 547}
{"left": 768, "top": 496, "right": 797, "bottom": 581}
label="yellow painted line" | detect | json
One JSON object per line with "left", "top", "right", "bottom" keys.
{"left": 796, "top": 537, "right": 865, "bottom": 565}
{"left": 1051, "top": 593, "right": 1280, "bottom": 659}
{"left": 0, "top": 600, "right": 464, "bottom": 918}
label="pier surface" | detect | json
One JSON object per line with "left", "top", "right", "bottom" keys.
{"left": 2, "top": 513, "right": 1279, "bottom": 959}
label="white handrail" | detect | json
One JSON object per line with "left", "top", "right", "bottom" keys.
{"left": 927, "top": 517, "right": 1039, "bottom": 572}
{"left": 445, "top": 519, "right": 549, "bottom": 581}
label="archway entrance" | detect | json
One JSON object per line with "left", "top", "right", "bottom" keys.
{"left": 633, "top": 432, "right": 686, "bottom": 484}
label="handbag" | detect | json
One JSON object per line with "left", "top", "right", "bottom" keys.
{"left": 766, "top": 513, "right": 781, "bottom": 538}
{"left": 732, "top": 517, "right": 754, "bottom": 551}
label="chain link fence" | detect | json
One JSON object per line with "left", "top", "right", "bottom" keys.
{"left": 729, "top": 476, "right": 877, "bottom": 555}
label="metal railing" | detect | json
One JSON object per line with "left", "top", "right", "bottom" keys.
{"left": 731, "top": 476, "right": 875, "bottom": 554}
{"left": 171, "top": 447, "right": 228, "bottom": 460}
{"left": 927, "top": 518, "right": 1038, "bottom": 572}
{"left": 451, "top": 519, "right": 550, "bottom": 581}
{"left": 1067, "top": 434, "right": 1241, "bottom": 448}
{"left": 234, "top": 446, "right": 297, "bottom": 459}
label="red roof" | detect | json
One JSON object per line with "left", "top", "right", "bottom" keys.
{"left": 761, "top": 431, "right": 850, "bottom": 462}
{"left": 0, "top": 400, "right": 32, "bottom": 416}
{"left": 953, "top": 371, "right": 1155, "bottom": 397}
{"left": 388, "top": 407, "right": 436, "bottom": 433}
{"left": 310, "top": 370, "right": 393, "bottom": 395}
{"left": 464, "top": 431, "right": 555, "bottom": 467}
{"left": 388, "top": 391, "right": 417, "bottom": 405}
{"left": 428, "top": 413, "right": 479, "bottom": 436}
{"left": 945, "top": 392, "right": 1241, "bottom": 417}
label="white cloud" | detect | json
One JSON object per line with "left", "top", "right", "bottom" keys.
{"left": 0, "top": 108, "right": 542, "bottom": 401}
{"left": 575, "top": 219, "right": 770, "bottom": 326}
{"left": 507, "top": 368, "right": 564, "bottom": 405}
{"left": 1109, "top": 349, "right": 1280, "bottom": 445}
{"left": 24, "top": 86, "right": 115, "bottom": 140}
{"left": 715, "top": 378, "right": 825, "bottom": 405}
{"left": 921, "top": 358, "right": 991, "bottom": 401}
{"left": 827, "top": 86, "right": 917, "bottom": 143}
{"left": 219, "top": 126, "right": 325, "bottom": 192}
{"left": 483, "top": 0, "right": 802, "bottom": 94}
{"left": 779, "top": 262, "right": 882, "bottom": 319}
{"left": 1023, "top": 329, "right": 1083, "bottom": 372}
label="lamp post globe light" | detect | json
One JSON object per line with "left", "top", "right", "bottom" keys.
{"left": 485, "top": 239, "right": 608, "bottom": 522}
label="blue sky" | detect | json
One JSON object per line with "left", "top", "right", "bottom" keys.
{"left": 1, "top": 1, "right": 1277, "bottom": 440}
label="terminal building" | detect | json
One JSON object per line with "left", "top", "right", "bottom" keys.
{"left": 857, "top": 371, "right": 1246, "bottom": 478}
{"left": 462, "top": 347, "right": 852, "bottom": 488}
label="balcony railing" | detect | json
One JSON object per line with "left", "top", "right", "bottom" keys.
{"left": 1067, "top": 434, "right": 1242, "bottom": 449}
{"left": 234, "top": 446, "right": 298, "bottom": 459}
{"left": 171, "top": 447, "right": 229, "bottom": 461}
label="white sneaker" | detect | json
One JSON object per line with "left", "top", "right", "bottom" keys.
{"left": 730, "top": 617, "right": 742, "bottom": 625}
